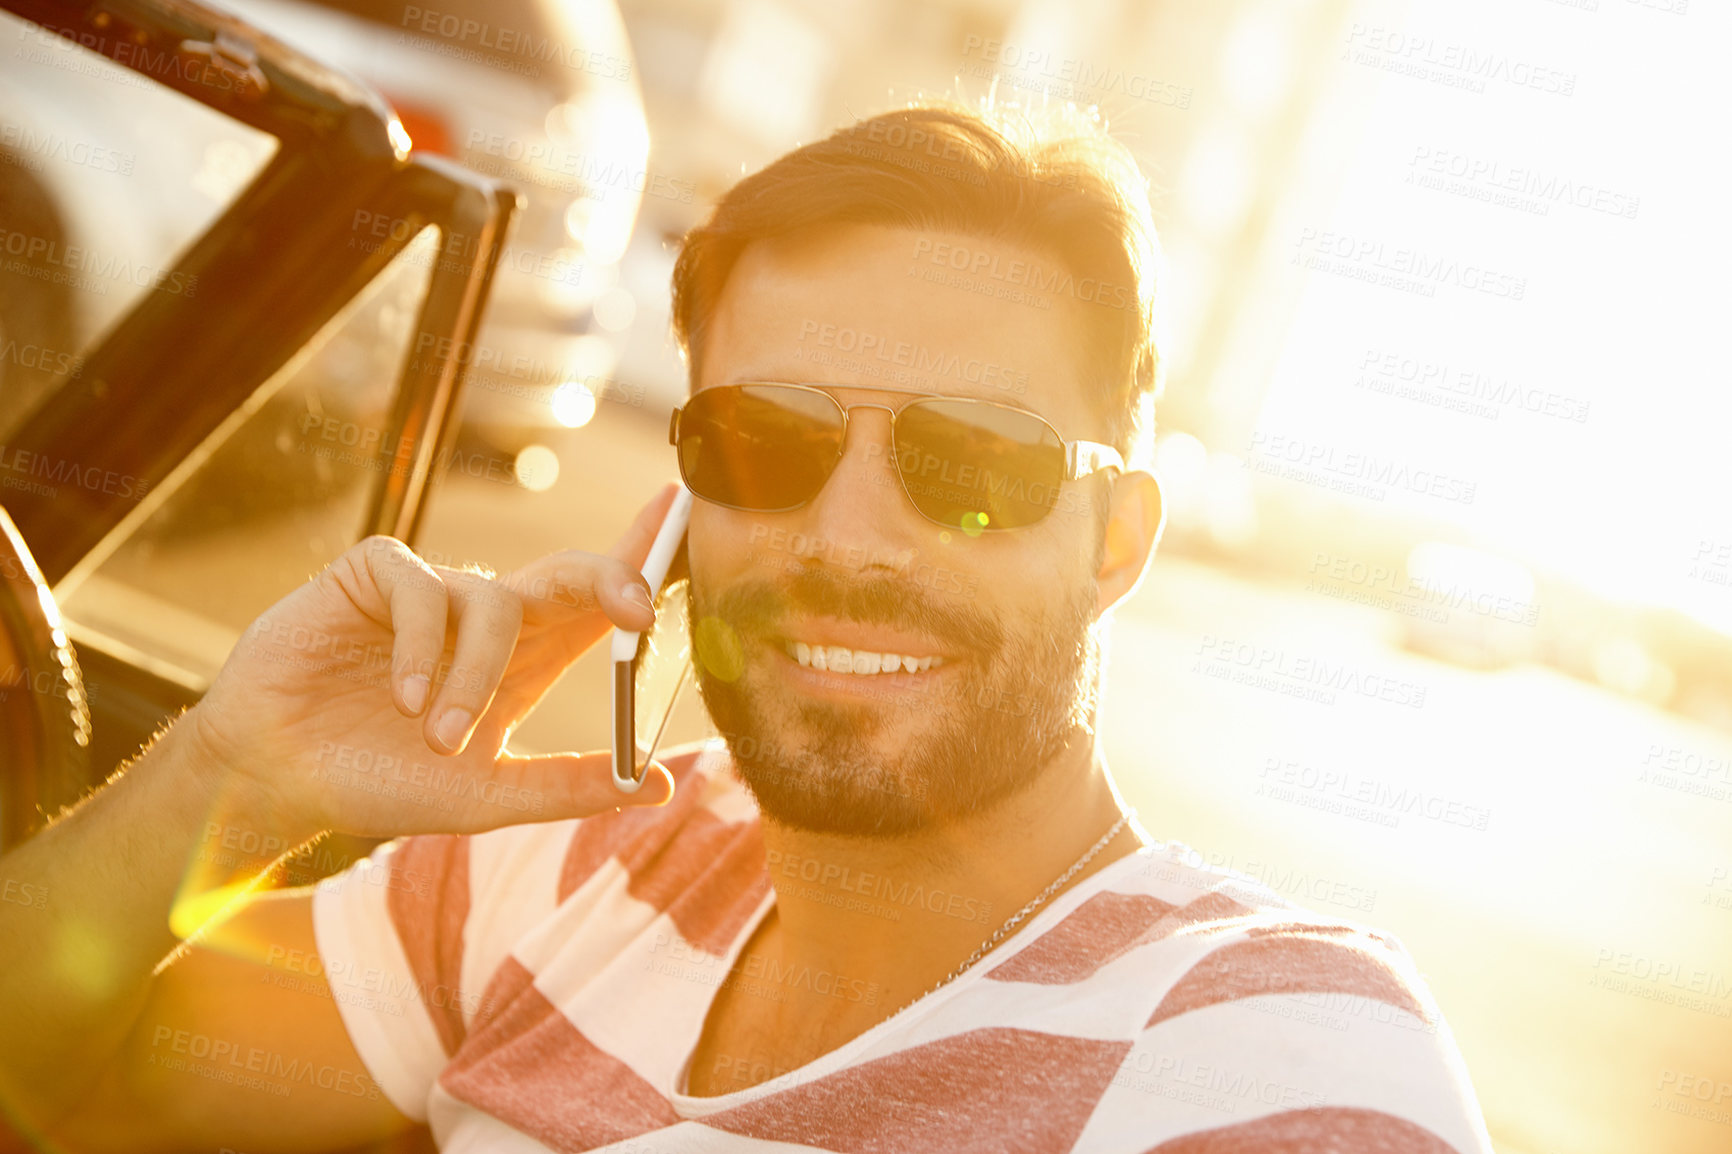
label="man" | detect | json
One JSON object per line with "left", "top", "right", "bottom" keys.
{"left": 0, "top": 103, "right": 1494, "bottom": 1152}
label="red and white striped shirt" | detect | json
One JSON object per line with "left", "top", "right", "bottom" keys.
{"left": 312, "top": 740, "right": 1494, "bottom": 1152}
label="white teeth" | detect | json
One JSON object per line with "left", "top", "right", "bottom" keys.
{"left": 783, "top": 641, "right": 945, "bottom": 676}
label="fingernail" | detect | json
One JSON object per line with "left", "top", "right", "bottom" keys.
{"left": 621, "top": 582, "right": 653, "bottom": 612}
{"left": 402, "top": 675, "right": 429, "bottom": 715}
{"left": 434, "top": 708, "right": 473, "bottom": 752}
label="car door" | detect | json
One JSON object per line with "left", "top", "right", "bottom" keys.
{"left": 0, "top": 0, "right": 517, "bottom": 863}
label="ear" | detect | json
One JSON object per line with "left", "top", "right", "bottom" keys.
{"left": 1095, "top": 470, "right": 1164, "bottom": 615}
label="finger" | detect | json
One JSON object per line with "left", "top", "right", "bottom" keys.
{"left": 423, "top": 570, "right": 524, "bottom": 755}
{"left": 506, "top": 549, "right": 658, "bottom": 635}
{"left": 500, "top": 484, "right": 678, "bottom": 633}
{"left": 356, "top": 536, "right": 449, "bottom": 717}
{"left": 446, "top": 750, "right": 674, "bottom": 831}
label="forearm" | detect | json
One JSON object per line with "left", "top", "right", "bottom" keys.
{"left": 0, "top": 707, "right": 321, "bottom": 1124}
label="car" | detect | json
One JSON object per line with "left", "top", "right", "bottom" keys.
{"left": 0, "top": 0, "right": 514, "bottom": 891}
{"left": 212, "top": 0, "right": 654, "bottom": 449}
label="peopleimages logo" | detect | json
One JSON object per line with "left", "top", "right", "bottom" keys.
{"left": 0, "top": 225, "right": 197, "bottom": 298}
{"left": 1406, "top": 146, "right": 1640, "bottom": 221}
{"left": 1291, "top": 228, "right": 1525, "bottom": 301}
{"left": 0, "top": 122, "right": 135, "bottom": 175}
{"left": 1342, "top": 24, "right": 1577, "bottom": 96}
{"left": 397, "top": 5, "right": 632, "bottom": 81}
{"left": 795, "top": 320, "right": 1028, "bottom": 395}
{"left": 464, "top": 132, "right": 694, "bottom": 204}
{"left": 1256, "top": 757, "right": 1492, "bottom": 831}
{"left": 763, "top": 848, "right": 993, "bottom": 926}
{"left": 0, "top": 444, "right": 151, "bottom": 501}
{"left": 1246, "top": 431, "right": 1478, "bottom": 507}
{"left": 0, "top": 338, "right": 82, "bottom": 380}
{"left": 1193, "top": 634, "right": 1428, "bottom": 709}
{"left": 1306, "top": 550, "right": 1539, "bottom": 627}
{"left": 1354, "top": 347, "right": 1591, "bottom": 425}
{"left": 16, "top": 21, "right": 264, "bottom": 96}
{"left": 959, "top": 36, "right": 1193, "bottom": 109}
{"left": 1589, "top": 947, "right": 1732, "bottom": 1017}
{"left": 910, "top": 236, "right": 1136, "bottom": 311}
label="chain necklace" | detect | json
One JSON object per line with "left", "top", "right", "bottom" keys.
{"left": 878, "top": 809, "right": 1134, "bottom": 1023}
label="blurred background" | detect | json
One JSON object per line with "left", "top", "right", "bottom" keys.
{"left": 3, "top": 0, "right": 1729, "bottom": 1150}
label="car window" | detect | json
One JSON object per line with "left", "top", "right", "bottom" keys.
{"left": 0, "top": 9, "right": 278, "bottom": 442}
{"left": 55, "top": 227, "right": 440, "bottom": 683}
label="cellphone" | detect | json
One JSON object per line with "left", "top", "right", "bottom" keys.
{"left": 611, "top": 484, "right": 694, "bottom": 792}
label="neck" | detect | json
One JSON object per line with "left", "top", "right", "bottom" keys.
{"left": 751, "top": 735, "right": 1143, "bottom": 1012}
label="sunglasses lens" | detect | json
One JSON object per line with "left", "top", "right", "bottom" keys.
{"left": 678, "top": 385, "right": 844, "bottom": 511}
{"left": 892, "top": 400, "right": 1067, "bottom": 531}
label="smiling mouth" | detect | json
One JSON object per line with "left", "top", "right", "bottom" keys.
{"left": 782, "top": 641, "right": 945, "bottom": 676}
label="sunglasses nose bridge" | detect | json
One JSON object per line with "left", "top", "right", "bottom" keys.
{"left": 835, "top": 400, "right": 901, "bottom": 472}
{"left": 797, "top": 400, "right": 919, "bottom": 536}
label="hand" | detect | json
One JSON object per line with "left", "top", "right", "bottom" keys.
{"left": 186, "top": 484, "right": 684, "bottom": 840}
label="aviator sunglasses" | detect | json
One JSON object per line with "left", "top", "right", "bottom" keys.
{"left": 668, "top": 382, "right": 1124, "bottom": 532}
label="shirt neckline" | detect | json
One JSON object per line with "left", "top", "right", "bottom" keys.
{"left": 666, "top": 838, "right": 1157, "bottom": 1115}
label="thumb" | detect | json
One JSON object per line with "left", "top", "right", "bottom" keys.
{"left": 480, "top": 749, "right": 675, "bottom": 826}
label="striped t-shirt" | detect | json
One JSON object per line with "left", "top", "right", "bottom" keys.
{"left": 311, "top": 740, "right": 1494, "bottom": 1152}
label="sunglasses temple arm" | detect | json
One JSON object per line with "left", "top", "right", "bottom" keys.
{"left": 1067, "top": 441, "right": 1126, "bottom": 480}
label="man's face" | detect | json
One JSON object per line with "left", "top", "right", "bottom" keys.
{"left": 684, "top": 225, "right": 1115, "bottom": 837}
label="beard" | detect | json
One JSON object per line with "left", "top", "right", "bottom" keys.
{"left": 684, "top": 562, "right": 1101, "bottom": 838}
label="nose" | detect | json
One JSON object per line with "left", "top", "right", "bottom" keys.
{"left": 796, "top": 404, "right": 921, "bottom": 574}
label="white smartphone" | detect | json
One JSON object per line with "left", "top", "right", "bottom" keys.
{"left": 610, "top": 484, "right": 694, "bottom": 792}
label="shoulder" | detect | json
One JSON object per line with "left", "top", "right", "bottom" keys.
{"left": 1051, "top": 844, "right": 1493, "bottom": 1153}
{"left": 992, "top": 841, "right": 1408, "bottom": 990}
{"left": 1136, "top": 844, "right": 1434, "bottom": 1023}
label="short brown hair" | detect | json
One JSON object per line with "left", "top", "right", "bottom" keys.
{"left": 669, "top": 101, "right": 1164, "bottom": 465}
